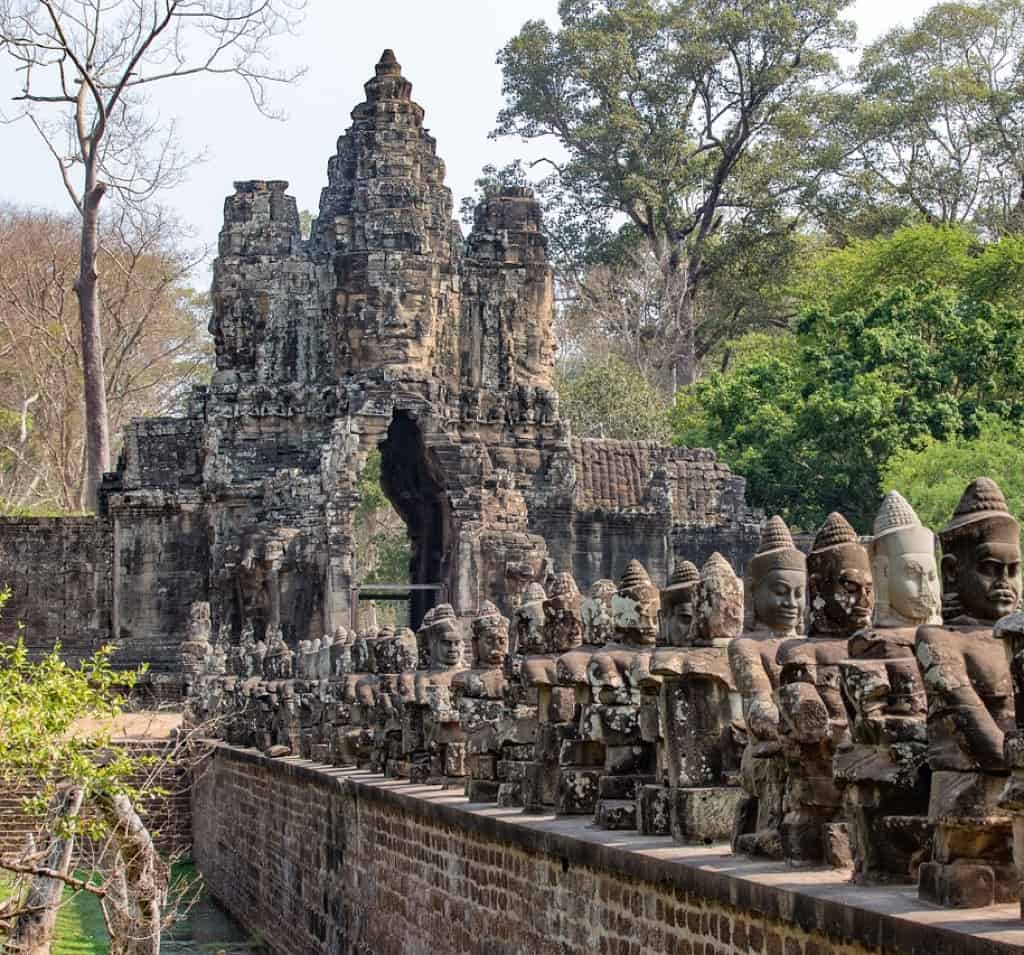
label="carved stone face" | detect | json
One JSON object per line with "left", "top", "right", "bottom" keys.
{"left": 513, "top": 593, "right": 547, "bottom": 655}
{"left": 753, "top": 568, "right": 805, "bottom": 634}
{"left": 543, "top": 574, "right": 584, "bottom": 652}
{"left": 613, "top": 584, "right": 660, "bottom": 646}
{"left": 582, "top": 580, "right": 616, "bottom": 645}
{"left": 874, "top": 525, "right": 941, "bottom": 625}
{"left": 693, "top": 557, "right": 744, "bottom": 643}
{"left": 395, "top": 630, "right": 418, "bottom": 670}
{"left": 432, "top": 622, "right": 464, "bottom": 668}
{"left": 945, "top": 530, "right": 1022, "bottom": 621}
{"left": 663, "top": 594, "right": 697, "bottom": 646}
{"left": 474, "top": 618, "right": 509, "bottom": 666}
{"left": 809, "top": 544, "right": 874, "bottom": 636}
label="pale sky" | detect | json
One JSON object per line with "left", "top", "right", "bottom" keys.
{"left": 1, "top": 0, "right": 934, "bottom": 274}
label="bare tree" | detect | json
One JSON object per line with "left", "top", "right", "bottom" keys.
{"left": 0, "top": 0, "right": 306, "bottom": 510}
{"left": 0, "top": 205, "right": 210, "bottom": 512}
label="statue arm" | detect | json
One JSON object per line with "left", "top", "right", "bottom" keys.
{"left": 916, "top": 629, "right": 1005, "bottom": 769}
{"left": 729, "top": 639, "right": 779, "bottom": 739}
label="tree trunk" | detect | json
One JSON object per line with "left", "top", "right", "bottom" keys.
{"left": 3, "top": 787, "right": 84, "bottom": 955}
{"left": 99, "top": 795, "right": 167, "bottom": 955}
{"left": 664, "top": 255, "right": 699, "bottom": 389}
{"left": 74, "top": 179, "right": 110, "bottom": 513}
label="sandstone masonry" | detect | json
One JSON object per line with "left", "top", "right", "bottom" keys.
{"left": 0, "top": 51, "right": 760, "bottom": 678}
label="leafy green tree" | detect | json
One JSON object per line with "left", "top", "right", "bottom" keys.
{"left": 881, "top": 416, "right": 1024, "bottom": 531}
{"left": 676, "top": 226, "right": 1024, "bottom": 528}
{"left": 0, "top": 608, "right": 172, "bottom": 955}
{"left": 832, "top": 0, "right": 1024, "bottom": 234}
{"left": 494, "top": 0, "right": 854, "bottom": 387}
{"left": 354, "top": 451, "right": 411, "bottom": 587}
{"left": 556, "top": 354, "right": 673, "bottom": 442}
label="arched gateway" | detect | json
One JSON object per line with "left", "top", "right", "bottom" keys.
{"left": 0, "top": 51, "right": 761, "bottom": 681}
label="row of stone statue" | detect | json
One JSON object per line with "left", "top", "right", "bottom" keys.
{"left": 184, "top": 478, "right": 1024, "bottom": 914}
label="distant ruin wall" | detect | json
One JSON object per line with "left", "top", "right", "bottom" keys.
{"left": 0, "top": 517, "right": 113, "bottom": 662}
{"left": 191, "top": 746, "right": 1022, "bottom": 955}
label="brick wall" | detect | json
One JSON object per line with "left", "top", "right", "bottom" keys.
{"left": 192, "top": 746, "right": 1024, "bottom": 955}
{"left": 0, "top": 740, "right": 193, "bottom": 861}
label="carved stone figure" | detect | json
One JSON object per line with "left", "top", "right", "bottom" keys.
{"left": 836, "top": 491, "right": 938, "bottom": 884}
{"left": 181, "top": 601, "right": 213, "bottom": 693}
{"left": 729, "top": 516, "right": 806, "bottom": 858}
{"left": 777, "top": 512, "right": 871, "bottom": 867}
{"left": 263, "top": 625, "right": 294, "bottom": 680}
{"left": 410, "top": 604, "right": 469, "bottom": 782}
{"left": 576, "top": 561, "right": 662, "bottom": 827}
{"left": 993, "top": 612, "right": 1024, "bottom": 919}
{"left": 915, "top": 478, "right": 1019, "bottom": 907}
{"left": 653, "top": 553, "right": 745, "bottom": 843}
{"left": 456, "top": 602, "right": 513, "bottom": 801}
{"left": 660, "top": 561, "right": 701, "bottom": 647}
{"left": 582, "top": 579, "right": 617, "bottom": 647}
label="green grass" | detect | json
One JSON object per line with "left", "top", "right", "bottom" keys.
{"left": 53, "top": 880, "right": 109, "bottom": 955}
{"left": 3, "top": 862, "right": 261, "bottom": 954}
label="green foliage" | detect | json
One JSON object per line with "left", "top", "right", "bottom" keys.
{"left": 354, "top": 450, "right": 410, "bottom": 587}
{"left": 556, "top": 354, "right": 673, "bottom": 442}
{"left": 494, "top": 0, "right": 854, "bottom": 381}
{"left": 882, "top": 417, "right": 1024, "bottom": 532}
{"left": 828, "top": 0, "right": 1024, "bottom": 233}
{"left": 676, "top": 225, "right": 1024, "bottom": 529}
{"left": 795, "top": 224, "right": 978, "bottom": 314}
{"left": 0, "top": 629, "right": 145, "bottom": 837}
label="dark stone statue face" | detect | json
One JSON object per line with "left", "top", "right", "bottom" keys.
{"left": 475, "top": 620, "right": 509, "bottom": 666}
{"left": 665, "top": 597, "right": 695, "bottom": 646}
{"left": 810, "top": 544, "right": 874, "bottom": 636}
{"left": 753, "top": 568, "right": 804, "bottom": 633}
{"left": 946, "top": 535, "right": 1022, "bottom": 621}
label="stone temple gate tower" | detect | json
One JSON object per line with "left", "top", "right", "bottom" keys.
{"left": 0, "top": 51, "right": 761, "bottom": 675}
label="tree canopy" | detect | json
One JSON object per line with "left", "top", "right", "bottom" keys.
{"left": 494, "top": 0, "right": 854, "bottom": 386}
{"left": 674, "top": 224, "right": 1024, "bottom": 529}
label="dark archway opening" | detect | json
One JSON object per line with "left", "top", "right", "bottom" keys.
{"left": 376, "top": 411, "right": 449, "bottom": 630}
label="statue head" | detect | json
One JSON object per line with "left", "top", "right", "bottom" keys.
{"left": 660, "top": 560, "right": 700, "bottom": 646}
{"left": 373, "top": 627, "right": 396, "bottom": 672}
{"left": 692, "top": 553, "right": 744, "bottom": 644}
{"left": 421, "top": 604, "right": 465, "bottom": 669}
{"left": 582, "top": 579, "right": 617, "bottom": 646}
{"left": 513, "top": 582, "right": 548, "bottom": 654}
{"left": 871, "top": 490, "right": 941, "bottom": 627}
{"left": 807, "top": 512, "right": 874, "bottom": 637}
{"left": 543, "top": 572, "right": 584, "bottom": 652}
{"left": 394, "top": 628, "right": 419, "bottom": 671}
{"left": 749, "top": 516, "right": 806, "bottom": 636}
{"left": 612, "top": 560, "right": 660, "bottom": 646}
{"left": 939, "top": 478, "right": 1021, "bottom": 622}
{"left": 471, "top": 601, "right": 511, "bottom": 666}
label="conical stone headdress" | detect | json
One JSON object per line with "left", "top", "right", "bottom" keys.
{"left": 749, "top": 515, "right": 806, "bottom": 581}
{"left": 664, "top": 560, "right": 700, "bottom": 591}
{"left": 940, "top": 477, "right": 1018, "bottom": 542}
{"left": 810, "top": 512, "right": 859, "bottom": 555}
{"left": 873, "top": 490, "right": 922, "bottom": 540}
{"left": 619, "top": 559, "right": 653, "bottom": 594}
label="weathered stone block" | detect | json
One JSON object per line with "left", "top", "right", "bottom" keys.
{"left": 594, "top": 799, "right": 637, "bottom": 830}
{"left": 557, "top": 768, "right": 600, "bottom": 815}
{"left": 670, "top": 787, "right": 744, "bottom": 845}
{"left": 638, "top": 784, "right": 671, "bottom": 835}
